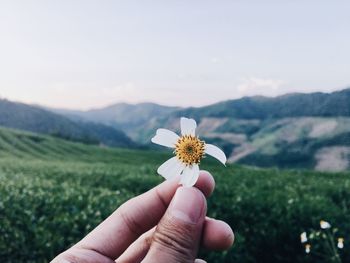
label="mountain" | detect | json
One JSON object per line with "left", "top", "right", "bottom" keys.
{"left": 0, "top": 99, "right": 135, "bottom": 147}
{"left": 51, "top": 102, "right": 179, "bottom": 139}
{"left": 51, "top": 88, "right": 350, "bottom": 171}
{"left": 53, "top": 102, "right": 179, "bottom": 126}
{"left": 174, "top": 88, "right": 350, "bottom": 119}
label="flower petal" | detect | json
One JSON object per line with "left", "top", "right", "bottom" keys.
{"left": 151, "top": 128, "right": 179, "bottom": 148}
{"left": 180, "top": 164, "right": 200, "bottom": 187}
{"left": 320, "top": 220, "right": 331, "bottom": 229}
{"left": 205, "top": 144, "right": 227, "bottom": 165}
{"left": 157, "top": 157, "right": 185, "bottom": 180}
{"left": 300, "top": 232, "right": 308, "bottom": 243}
{"left": 180, "top": 117, "right": 197, "bottom": 136}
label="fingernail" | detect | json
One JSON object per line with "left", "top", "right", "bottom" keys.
{"left": 169, "top": 187, "right": 205, "bottom": 224}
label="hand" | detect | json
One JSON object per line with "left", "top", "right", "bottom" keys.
{"left": 52, "top": 171, "right": 234, "bottom": 263}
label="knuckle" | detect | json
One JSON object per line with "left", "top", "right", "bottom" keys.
{"left": 152, "top": 216, "right": 196, "bottom": 261}
{"left": 117, "top": 201, "right": 144, "bottom": 237}
{"left": 144, "top": 233, "right": 154, "bottom": 248}
{"left": 51, "top": 251, "right": 80, "bottom": 263}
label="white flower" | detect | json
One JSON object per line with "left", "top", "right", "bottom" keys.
{"left": 337, "top": 238, "right": 344, "bottom": 249}
{"left": 305, "top": 244, "right": 311, "bottom": 254}
{"left": 300, "top": 232, "right": 308, "bottom": 243}
{"left": 320, "top": 220, "right": 331, "bottom": 229}
{"left": 151, "top": 117, "right": 227, "bottom": 187}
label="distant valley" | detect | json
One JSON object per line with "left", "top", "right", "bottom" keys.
{"left": 50, "top": 88, "right": 350, "bottom": 171}
{"left": 1, "top": 88, "right": 349, "bottom": 171}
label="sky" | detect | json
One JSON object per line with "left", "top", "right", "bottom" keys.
{"left": 0, "top": 0, "right": 349, "bottom": 110}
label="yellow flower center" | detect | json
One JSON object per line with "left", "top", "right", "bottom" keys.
{"left": 175, "top": 135, "right": 205, "bottom": 165}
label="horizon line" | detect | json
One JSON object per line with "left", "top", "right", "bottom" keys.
{"left": 1, "top": 86, "right": 349, "bottom": 112}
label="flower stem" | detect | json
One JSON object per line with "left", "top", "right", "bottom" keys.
{"left": 326, "top": 230, "right": 341, "bottom": 263}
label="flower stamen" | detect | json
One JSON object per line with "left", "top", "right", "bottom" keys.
{"left": 175, "top": 135, "right": 205, "bottom": 165}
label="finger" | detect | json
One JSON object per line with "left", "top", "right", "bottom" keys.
{"left": 202, "top": 217, "right": 234, "bottom": 250}
{"left": 194, "top": 170, "right": 215, "bottom": 197}
{"left": 116, "top": 217, "right": 233, "bottom": 263}
{"left": 51, "top": 247, "right": 114, "bottom": 263}
{"left": 115, "top": 227, "right": 155, "bottom": 263}
{"left": 143, "top": 187, "right": 207, "bottom": 263}
{"left": 76, "top": 171, "right": 215, "bottom": 260}
{"left": 115, "top": 227, "right": 156, "bottom": 263}
{"left": 195, "top": 260, "right": 207, "bottom": 263}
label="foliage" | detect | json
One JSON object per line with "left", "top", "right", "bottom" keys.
{"left": 0, "top": 128, "right": 350, "bottom": 263}
{"left": 302, "top": 221, "right": 345, "bottom": 262}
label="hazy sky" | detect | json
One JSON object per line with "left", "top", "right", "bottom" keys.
{"left": 0, "top": 1, "right": 349, "bottom": 109}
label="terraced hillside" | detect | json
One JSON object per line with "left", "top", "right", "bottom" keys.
{"left": 53, "top": 88, "right": 350, "bottom": 171}
{"left": 1, "top": 127, "right": 350, "bottom": 263}
{"left": 123, "top": 116, "right": 350, "bottom": 171}
{"left": 0, "top": 127, "right": 136, "bottom": 161}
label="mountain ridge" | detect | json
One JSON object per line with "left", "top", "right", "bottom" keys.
{"left": 175, "top": 88, "right": 350, "bottom": 120}
{"left": 50, "top": 88, "right": 350, "bottom": 125}
{"left": 2, "top": 88, "right": 349, "bottom": 171}
{"left": 0, "top": 98, "right": 135, "bottom": 147}
{"left": 48, "top": 88, "right": 350, "bottom": 171}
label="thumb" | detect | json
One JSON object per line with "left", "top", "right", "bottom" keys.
{"left": 143, "top": 186, "right": 207, "bottom": 263}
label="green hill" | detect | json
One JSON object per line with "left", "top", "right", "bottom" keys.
{"left": 0, "top": 127, "right": 349, "bottom": 263}
{"left": 175, "top": 88, "right": 350, "bottom": 119}
{"left": 49, "top": 88, "right": 350, "bottom": 171}
{"left": 0, "top": 99, "right": 135, "bottom": 147}
{"left": 0, "top": 127, "right": 144, "bottom": 162}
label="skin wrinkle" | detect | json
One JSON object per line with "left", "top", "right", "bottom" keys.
{"left": 145, "top": 188, "right": 206, "bottom": 263}
{"left": 151, "top": 217, "right": 198, "bottom": 262}
{"left": 155, "top": 187, "right": 170, "bottom": 212}
{"left": 54, "top": 247, "right": 114, "bottom": 263}
{"left": 118, "top": 204, "right": 147, "bottom": 238}
{"left": 115, "top": 228, "right": 156, "bottom": 263}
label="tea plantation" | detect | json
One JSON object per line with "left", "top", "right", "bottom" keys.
{"left": 0, "top": 127, "right": 349, "bottom": 263}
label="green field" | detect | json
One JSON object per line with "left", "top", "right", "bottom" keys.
{"left": 0, "top": 127, "right": 349, "bottom": 263}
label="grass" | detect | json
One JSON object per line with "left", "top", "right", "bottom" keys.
{"left": 0, "top": 127, "right": 349, "bottom": 263}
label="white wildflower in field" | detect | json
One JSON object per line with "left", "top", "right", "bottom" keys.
{"left": 300, "top": 232, "right": 308, "bottom": 243}
{"left": 151, "top": 117, "right": 227, "bottom": 187}
{"left": 301, "top": 220, "right": 345, "bottom": 261}
{"left": 305, "top": 244, "right": 311, "bottom": 254}
{"left": 337, "top": 238, "right": 344, "bottom": 249}
{"left": 320, "top": 220, "right": 331, "bottom": 229}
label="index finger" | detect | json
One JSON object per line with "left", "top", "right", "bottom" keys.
{"left": 75, "top": 171, "right": 215, "bottom": 260}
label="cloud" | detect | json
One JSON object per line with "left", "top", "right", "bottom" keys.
{"left": 236, "top": 77, "right": 286, "bottom": 97}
